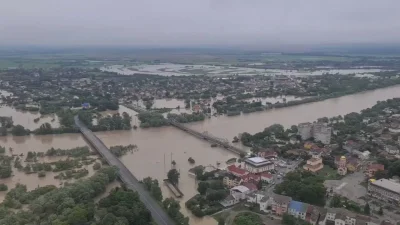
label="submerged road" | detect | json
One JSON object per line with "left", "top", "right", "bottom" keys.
{"left": 74, "top": 116, "right": 176, "bottom": 225}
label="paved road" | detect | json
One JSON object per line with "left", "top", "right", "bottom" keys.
{"left": 74, "top": 116, "right": 176, "bottom": 225}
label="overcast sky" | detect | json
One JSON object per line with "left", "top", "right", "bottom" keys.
{"left": 1, "top": 0, "right": 399, "bottom": 49}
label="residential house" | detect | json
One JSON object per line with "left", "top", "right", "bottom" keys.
{"left": 227, "top": 165, "right": 248, "bottom": 177}
{"left": 346, "top": 158, "right": 360, "bottom": 172}
{"left": 305, "top": 205, "right": 327, "bottom": 225}
{"left": 247, "top": 191, "right": 267, "bottom": 204}
{"left": 259, "top": 196, "right": 270, "bottom": 212}
{"left": 242, "top": 182, "right": 258, "bottom": 192}
{"left": 366, "top": 164, "right": 385, "bottom": 178}
{"left": 288, "top": 200, "right": 309, "bottom": 220}
{"left": 257, "top": 149, "right": 278, "bottom": 159}
{"left": 220, "top": 185, "right": 251, "bottom": 207}
{"left": 303, "top": 151, "right": 324, "bottom": 173}
{"left": 223, "top": 174, "right": 241, "bottom": 188}
{"left": 230, "top": 185, "right": 251, "bottom": 201}
{"left": 270, "top": 194, "right": 292, "bottom": 216}
{"left": 343, "top": 141, "right": 362, "bottom": 154}
{"left": 260, "top": 172, "right": 273, "bottom": 183}
{"left": 219, "top": 194, "right": 238, "bottom": 207}
{"left": 385, "top": 145, "right": 399, "bottom": 155}
{"left": 325, "top": 208, "right": 357, "bottom": 225}
{"left": 240, "top": 173, "right": 260, "bottom": 183}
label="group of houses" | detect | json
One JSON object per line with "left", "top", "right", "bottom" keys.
{"left": 223, "top": 189, "right": 385, "bottom": 225}
{"left": 221, "top": 150, "right": 278, "bottom": 205}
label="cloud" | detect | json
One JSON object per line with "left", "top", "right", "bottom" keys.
{"left": 1, "top": 0, "right": 399, "bottom": 48}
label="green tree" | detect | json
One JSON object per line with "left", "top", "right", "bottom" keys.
{"left": 167, "top": 169, "right": 180, "bottom": 185}
{"left": 364, "top": 203, "right": 370, "bottom": 215}
{"left": 197, "top": 182, "right": 209, "bottom": 195}
{"left": 92, "top": 162, "right": 101, "bottom": 170}
{"left": 218, "top": 217, "right": 225, "bottom": 225}
{"left": 67, "top": 206, "right": 88, "bottom": 225}
{"left": 0, "top": 184, "right": 8, "bottom": 191}
{"left": 11, "top": 125, "right": 28, "bottom": 136}
{"left": 330, "top": 195, "right": 342, "bottom": 207}
{"left": 378, "top": 207, "right": 383, "bottom": 215}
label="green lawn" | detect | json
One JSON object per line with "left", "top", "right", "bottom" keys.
{"left": 316, "top": 166, "right": 341, "bottom": 180}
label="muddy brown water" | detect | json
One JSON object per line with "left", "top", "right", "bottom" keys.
{"left": 2, "top": 85, "right": 400, "bottom": 224}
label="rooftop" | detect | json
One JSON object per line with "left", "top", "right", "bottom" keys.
{"left": 289, "top": 200, "right": 309, "bottom": 213}
{"left": 370, "top": 179, "right": 400, "bottom": 194}
{"left": 244, "top": 157, "right": 273, "bottom": 167}
{"left": 231, "top": 185, "right": 250, "bottom": 193}
{"left": 247, "top": 157, "right": 266, "bottom": 163}
{"left": 227, "top": 165, "right": 248, "bottom": 175}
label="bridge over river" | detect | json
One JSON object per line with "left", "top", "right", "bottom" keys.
{"left": 126, "top": 104, "right": 247, "bottom": 155}
{"left": 74, "top": 116, "right": 176, "bottom": 225}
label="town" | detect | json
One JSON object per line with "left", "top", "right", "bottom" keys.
{"left": 1, "top": 54, "right": 400, "bottom": 225}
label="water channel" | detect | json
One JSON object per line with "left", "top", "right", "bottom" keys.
{"left": 2, "top": 85, "right": 400, "bottom": 224}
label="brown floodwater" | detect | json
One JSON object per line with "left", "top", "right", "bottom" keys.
{"left": 0, "top": 106, "right": 60, "bottom": 130}
{"left": 187, "top": 85, "right": 400, "bottom": 140}
{"left": 2, "top": 85, "right": 400, "bottom": 224}
{"left": 0, "top": 134, "right": 98, "bottom": 202}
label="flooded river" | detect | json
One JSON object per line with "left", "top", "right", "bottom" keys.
{"left": 2, "top": 85, "right": 400, "bottom": 224}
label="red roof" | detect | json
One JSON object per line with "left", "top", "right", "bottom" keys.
{"left": 241, "top": 182, "right": 258, "bottom": 191}
{"left": 260, "top": 172, "right": 273, "bottom": 179}
{"left": 227, "top": 165, "right": 247, "bottom": 175}
{"left": 241, "top": 173, "right": 260, "bottom": 180}
{"left": 368, "top": 164, "right": 384, "bottom": 171}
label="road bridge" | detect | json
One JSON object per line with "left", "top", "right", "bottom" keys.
{"left": 125, "top": 104, "right": 247, "bottom": 155}
{"left": 74, "top": 116, "right": 176, "bottom": 225}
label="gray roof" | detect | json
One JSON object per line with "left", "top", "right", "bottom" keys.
{"left": 370, "top": 179, "right": 400, "bottom": 194}
{"left": 272, "top": 194, "right": 292, "bottom": 204}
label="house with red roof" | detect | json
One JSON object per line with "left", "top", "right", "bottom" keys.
{"left": 240, "top": 173, "right": 260, "bottom": 183}
{"left": 227, "top": 165, "right": 248, "bottom": 177}
{"left": 257, "top": 149, "right": 278, "bottom": 159}
{"left": 260, "top": 172, "right": 273, "bottom": 183}
{"left": 366, "top": 164, "right": 385, "bottom": 178}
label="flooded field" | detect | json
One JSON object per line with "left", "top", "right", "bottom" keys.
{"left": 0, "top": 134, "right": 99, "bottom": 202}
{"left": 101, "top": 63, "right": 385, "bottom": 77}
{"left": 0, "top": 105, "right": 60, "bottom": 130}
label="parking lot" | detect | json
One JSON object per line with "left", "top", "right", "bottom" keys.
{"left": 324, "top": 172, "right": 367, "bottom": 205}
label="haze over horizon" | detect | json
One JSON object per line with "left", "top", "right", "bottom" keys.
{"left": 1, "top": 0, "right": 400, "bottom": 50}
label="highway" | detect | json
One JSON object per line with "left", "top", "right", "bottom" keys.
{"left": 74, "top": 116, "right": 176, "bottom": 225}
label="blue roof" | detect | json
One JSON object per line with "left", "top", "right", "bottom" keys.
{"left": 288, "top": 200, "right": 308, "bottom": 212}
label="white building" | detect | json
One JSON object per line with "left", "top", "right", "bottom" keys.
{"left": 220, "top": 185, "right": 250, "bottom": 207}
{"left": 385, "top": 145, "right": 399, "bottom": 155}
{"left": 244, "top": 157, "right": 274, "bottom": 173}
{"left": 246, "top": 191, "right": 270, "bottom": 212}
{"left": 231, "top": 185, "right": 250, "bottom": 200}
{"left": 298, "top": 122, "right": 313, "bottom": 140}
{"left": 298, "top": 122, "right": 332, "bottom": 144}
{"left": 368, "top": 179, "right": 400, "bottom": 204}
{"left": 312, "top": 123, "right": 332, "bottom": 145}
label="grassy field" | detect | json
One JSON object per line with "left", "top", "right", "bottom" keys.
{"left": 316, "top": 166, "right": 341, "bottom": 180}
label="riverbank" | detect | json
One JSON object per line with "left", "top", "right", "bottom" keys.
{"left": 186, "top": 84, "right": 400, "bottom": 140}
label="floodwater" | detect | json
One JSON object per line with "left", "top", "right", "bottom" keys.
{"left": 97, "top": 128, "right": 234, "bottom": 225}
{"left": 2, "top": 85, "right": 400, "bottom": 224}
{"left": 0, "top": 134, "right": 99, "bottom": 202}
{"left": 101, "top": 64, "right": 385, "bottom": 77}
{"left": 186, "top": 84, "right": 400, "bottom": 140}
{"left": 0, "top": 106, "right": 60, "bottom": 130}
